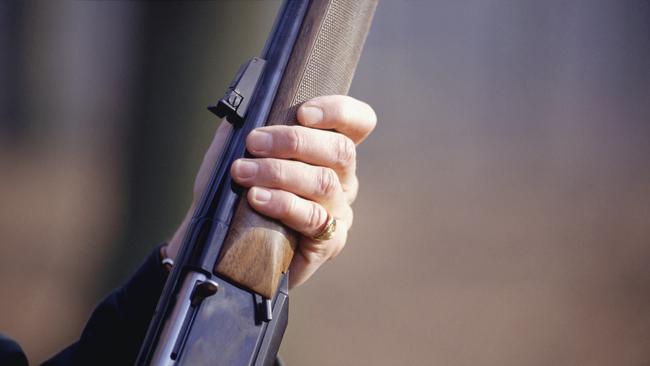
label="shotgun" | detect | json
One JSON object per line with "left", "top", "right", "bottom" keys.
{"left": 136, "top": 1, "right": 377, "bottom": 364}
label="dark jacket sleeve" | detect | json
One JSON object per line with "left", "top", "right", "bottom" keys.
{"left": 43, "top": 246, "right": 168, "bottom": 366}
{"left": 0, "top": 334, "right": 29, "bottom": 366}
{"left": 2, "top": 246, "right": 285, "bottom": 366}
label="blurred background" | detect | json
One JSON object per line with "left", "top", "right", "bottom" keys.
{"left": 1, "top": 0, "right": 649, "bottom": 365}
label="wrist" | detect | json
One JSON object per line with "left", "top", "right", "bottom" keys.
{"left": 159, "top": 244, "right": 174, "bottom": 272}
{"left": 166, "top": 229, "right": 183, "bottom": 261}
{"left": 166, "top": 205, "right": 195, "bottom": 261}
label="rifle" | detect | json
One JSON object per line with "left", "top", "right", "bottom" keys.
{"left": 136, "top": 1, "right": 377, "bottom": 364}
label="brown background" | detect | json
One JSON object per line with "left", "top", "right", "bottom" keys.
{"left": 1, "top": 1, "right": 649, "bottom": 365}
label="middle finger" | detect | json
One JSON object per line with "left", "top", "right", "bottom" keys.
{"left": 246, "top": 125, "right": 357, "bottom": 184}
{"left": 231, "top": 157, "right": 343, "bottom": 207}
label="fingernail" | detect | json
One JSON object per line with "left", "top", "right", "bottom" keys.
{"left": 300, "top": 105, "right": 323, "bottom": 126}
{"left": 252, "top": 187, "right": 272, "bottom": 203}
{"left": 248, "top": 130, "right": 273, "bottom": 153}
{"left": 233, "top": 159, "right": 258, "bottom": 179}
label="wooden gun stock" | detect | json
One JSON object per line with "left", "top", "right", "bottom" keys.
{"left": 216, "top": 0, "right": 377, "bottom": 299}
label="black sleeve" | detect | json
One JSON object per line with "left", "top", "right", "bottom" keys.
{"left": 43, "top": 245, "right": 168, "bottom": 366}
{"left": 0, "top": 333, "right": 29, "bottom": 366}
{"left": 7, "top": 245, "right": 284, "bottom": 365}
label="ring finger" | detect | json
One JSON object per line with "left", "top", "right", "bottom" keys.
{"left": 247, "top": 187, "right": 349, "bottom": 238}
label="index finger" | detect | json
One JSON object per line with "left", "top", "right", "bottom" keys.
{"left": 297, "top": 95, "right": 377, "bottom": 144}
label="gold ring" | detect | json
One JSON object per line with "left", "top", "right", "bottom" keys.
{"left": 312, "top": 214, "right": 337, "bottom": 242}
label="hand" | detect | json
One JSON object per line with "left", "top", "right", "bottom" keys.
{"left": 167, "top": 95, "right": 376, "bottom": 289}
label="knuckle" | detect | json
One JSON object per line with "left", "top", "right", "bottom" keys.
{"left": 265, "top": 159, "right": 285, "bottom": 186}
{"left": 279, "top": 193, "right": 296, "bottom": 218}
{"left": 284, "top": 127, "right": 303, "bottom": 155}
{"left": 316, "top": 167, "right": 339, "bottom": 197}
{"left": 335, "top": 135, "right": 356, "bottom": 169}
{"left": 306, "top": 204, "right": 326, "bottom": 232}
{"left": 343, "top": 175, "right": 359, "bottom": 202}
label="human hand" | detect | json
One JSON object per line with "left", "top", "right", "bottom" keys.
{"left": 167, "top": 95, "right": 376, "bottom": 288}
